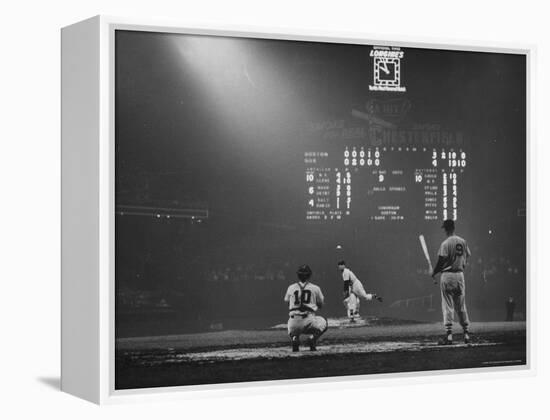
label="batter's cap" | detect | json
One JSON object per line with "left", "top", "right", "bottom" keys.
{"left": 441, "top": 219, "right": 455, "bottom": 231}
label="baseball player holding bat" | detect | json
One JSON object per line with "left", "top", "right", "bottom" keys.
{"left": 337, "top": 261, "right": 383, "bottom": 323}
{"left": 284, "top": 265, "right": 328, "bottom": 352}
{"left": 431, "top": 219, "right": 472, "bottom": 345}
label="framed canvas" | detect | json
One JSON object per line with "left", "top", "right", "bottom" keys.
{"left": 61, "top": 16, "right": 534, "bottom": 404}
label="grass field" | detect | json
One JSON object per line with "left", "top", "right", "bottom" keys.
{"left": 115, "top": 320, "right": 526, "bottom": 390}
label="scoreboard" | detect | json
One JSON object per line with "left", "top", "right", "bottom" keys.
{"left": 304, "top": 144, "right": 468, "bottom": 223}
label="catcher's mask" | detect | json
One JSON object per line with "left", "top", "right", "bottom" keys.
{"left": 296, "top": 264, "right": 312, "bottom": 281}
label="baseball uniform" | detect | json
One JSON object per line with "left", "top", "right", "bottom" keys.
{"left": 342, "top": 268, "right": 374, "bottom": 301}
{"left": 437, "top": 235, "right": 471, "bottom": 332}
{"left": 284, "top": 281, "right": 328, "bottom": 338}
{"left": 341, "top": 267, "right": 376, "bottom": 320}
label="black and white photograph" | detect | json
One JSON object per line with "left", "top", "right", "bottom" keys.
{"left": 6, "top": 0, "right": 550, "bottom": 416}
{"left": 114, "top": 30, "right": 527, "bottom": 390}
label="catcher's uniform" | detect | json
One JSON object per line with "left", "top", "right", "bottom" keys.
{"left": 437, "top": 235, "right": 471, "bottom": 331}
{"left": 284, "top": 281, "right": 328, "bottom": 338}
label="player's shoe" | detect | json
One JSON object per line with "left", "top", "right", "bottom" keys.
{"left": 438, "top": 334, "right": 453, "bottom": 345}
{"left": 291, "top": 336, "right": 299, "bottom": 352}
{"left": 464, "top": 332, "right": 471, "bottom": 344}
{"left": 308, "top": 335, "right": 317, "bottom": 351}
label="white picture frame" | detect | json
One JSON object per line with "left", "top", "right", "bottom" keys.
{"left": 61, "top": 15, "right": 534, "bottom": 404}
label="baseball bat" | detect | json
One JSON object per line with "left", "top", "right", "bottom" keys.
{"left": 418, "top": 234, "right": 433, "bottom": 274}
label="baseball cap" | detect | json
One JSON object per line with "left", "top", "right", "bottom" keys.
{"left": 441, "top": 219, "right": 455, "bottom": 230}
{"left": 296, "top": 264, "right": 312, "bottom": 278}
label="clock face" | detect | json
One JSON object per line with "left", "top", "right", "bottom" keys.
{"left": 378, "top": 62, "right": 396, "bottom": 81}
{"left": 374, "top": 57, "right": 400, "bottom": 86}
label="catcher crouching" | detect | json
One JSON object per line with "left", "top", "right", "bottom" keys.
{"left": 284, "top": 265, "right": 328, "bottom": 352}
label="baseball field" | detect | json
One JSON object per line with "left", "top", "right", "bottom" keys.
{"left": 115, "top": 319, "right": 526, "bottom": 390}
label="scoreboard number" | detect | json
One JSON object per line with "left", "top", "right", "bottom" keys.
{"left": 305, "top": 147, "right": 467, "bottom": 223}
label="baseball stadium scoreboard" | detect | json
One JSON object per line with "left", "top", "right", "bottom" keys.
{"left": 304, "top": 142, "right": 468, "bottom": 223}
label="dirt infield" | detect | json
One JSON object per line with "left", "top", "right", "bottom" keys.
{"left": 115, "top": 320, "right": 526, "bottom": 389}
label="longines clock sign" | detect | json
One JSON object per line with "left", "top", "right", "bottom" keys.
{"left": 369, "top": 46, "right": 406, "bottom": 93}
